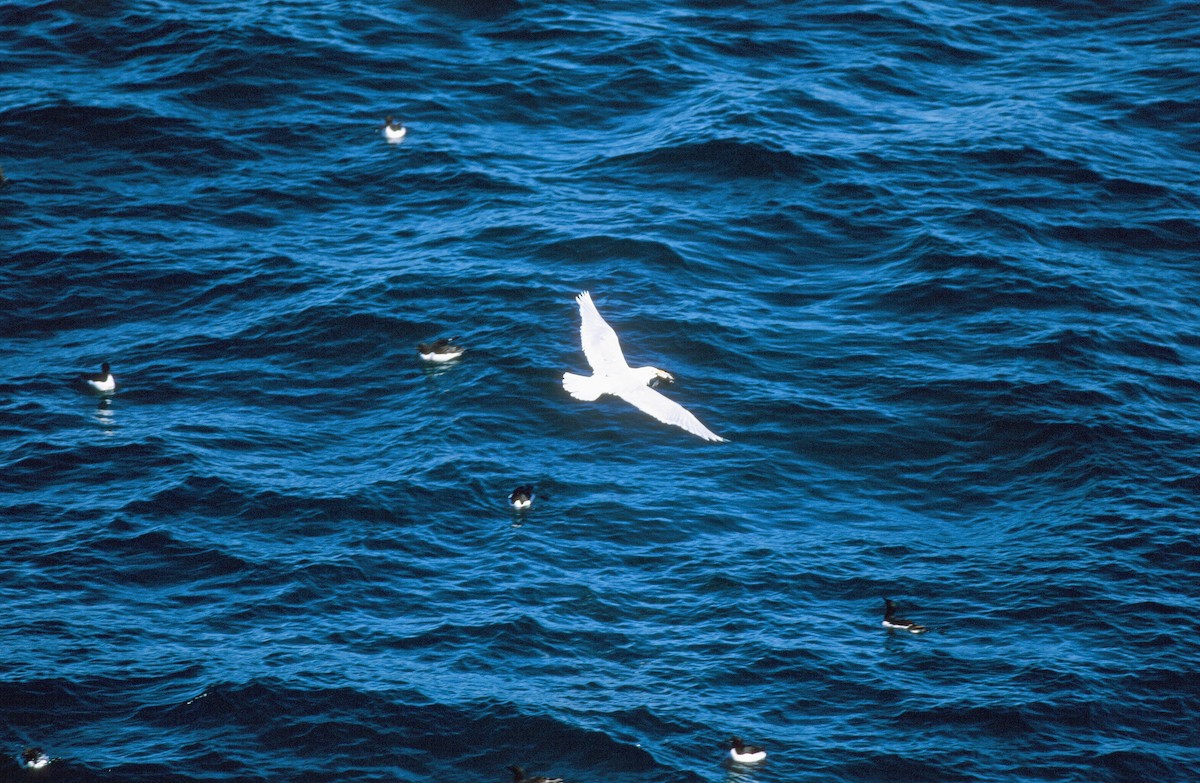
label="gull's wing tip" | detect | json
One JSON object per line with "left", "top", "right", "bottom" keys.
{"left": 696, "top": 428, "right": 729, "bottom": 443}
{"left": 620, "top": 386, "right": 728, "bottom": 443}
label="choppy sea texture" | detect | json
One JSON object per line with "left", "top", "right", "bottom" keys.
{"left": 2, "top": 1, "right": 1199, "bottom": 781}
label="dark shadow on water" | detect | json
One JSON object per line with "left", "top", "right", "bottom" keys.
{"left": 413, "top": 0, "right": 520, "bottom": 20}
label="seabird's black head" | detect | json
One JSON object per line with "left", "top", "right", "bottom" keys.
{"left": 100, "top": 361, "right": 111, "bottom": 375}
{"left": 421, "top": 337, "right": 458, "bottom": 350}
{"left": 507, "top": 765, "right": 525, "bottom": 783}
{"left": 22, "top": 748, "right": 44, "bottom": 763}
{"left": 884, "top": 598, "right": 897, "bottom": 619}
{"left": 729, "top": 736, "right": 765, "bottom": 752}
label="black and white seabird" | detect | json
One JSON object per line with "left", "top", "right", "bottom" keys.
{"left": 508, "top": 485, "right": 535, "bottom": 510}
{"left": 507, "top": 765, "right": 563, "bottom": 783}
{"left": 882, "top": 598, "right": 928, "bottom": 633}
{"left": 727, "top": 737, "right": 766, "bottom": 764}
{"left": 383, "top": 115, "right": 407, "bottom": 142}
{"left": 21, "top": 747, "right": 50, "bottom": 769}
{"left": 418, "top": 338, "right": 464, "bottom": 363}
{"left": 79, "top": 361, "right": 116, "bottom": 394}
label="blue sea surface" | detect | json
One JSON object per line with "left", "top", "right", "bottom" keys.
{"left": 2, "top": 1, "right": 1199, "bottom": 781}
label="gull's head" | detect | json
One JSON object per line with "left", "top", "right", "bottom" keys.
{"left": 635, "top": 366, "right": 674, "bottom": 387}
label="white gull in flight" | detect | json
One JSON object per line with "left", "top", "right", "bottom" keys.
{"left": 562, "top": 291, "right": 726, "bottom": 442}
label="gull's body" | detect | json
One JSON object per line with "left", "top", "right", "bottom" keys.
{"left": 562, "top": 291, "right": 725, "bottom": 442}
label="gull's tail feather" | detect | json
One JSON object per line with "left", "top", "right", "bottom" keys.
{"left": 563, "top": 372, "right": 605, "bottom": 401}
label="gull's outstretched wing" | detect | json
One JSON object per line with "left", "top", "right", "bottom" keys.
{"left": 576, "top": 291, "right": 629, "bottom": 374}
{"left": 618, "top": 386, "right": 727, "bottom": 442}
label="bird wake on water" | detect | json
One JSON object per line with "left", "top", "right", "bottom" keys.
{"left": 562, "top": 291, "right": 726, "bottom": 442}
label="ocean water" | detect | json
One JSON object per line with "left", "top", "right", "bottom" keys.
{"left": 2, "top": 0, "right": 1199, "bottom": 781}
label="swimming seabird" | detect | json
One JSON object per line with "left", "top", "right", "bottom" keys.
{"left": 882, "top": 598, "right": 928, "bottom": 633}
{"left": 507, "top": 765, "right": 563, "bottom": 783}
{"left": 79, "top": 362, "right": 116, "bottom": 394}
{"left": 21, "top": 748, "right": 50, "bottom": 769}
{"left": 562, "top": 291, "right": 726, "bottom": 442}
{"left": 727, "top": 737, "right": 766, "bottom": 764}
{"left": 383, "top": 116, "right": 407, "bottom": 143}
{"left": 418, "top": 338, "right": 464, "bottom": 362}
{"left": 509, "top": 485, "right": 534, "bottom": 510}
